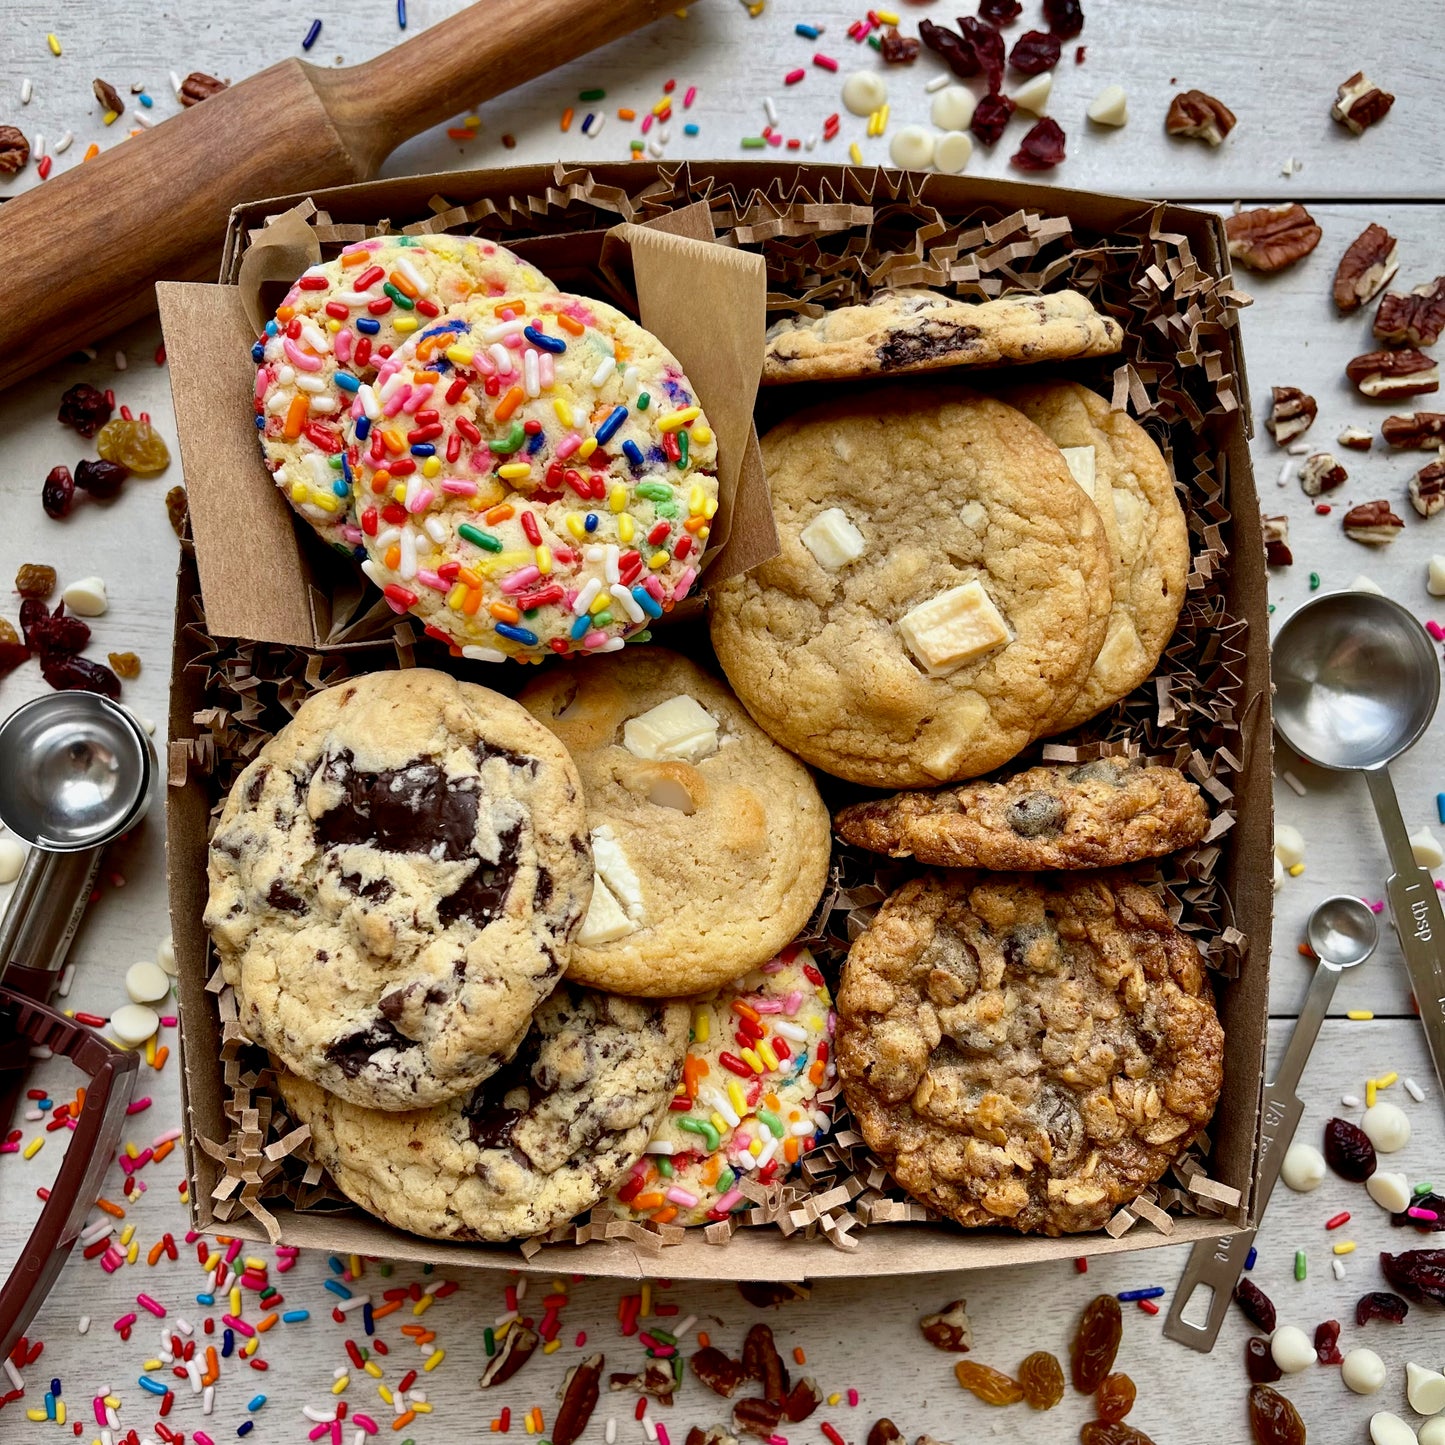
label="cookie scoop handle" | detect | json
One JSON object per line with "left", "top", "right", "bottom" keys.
{"left": 0, "top": 0, "right": 688, "bottom": 390}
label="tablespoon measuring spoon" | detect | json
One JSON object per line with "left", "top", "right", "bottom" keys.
{"left": 1165, "top": 894, "right": 1378, "bottom": 1352}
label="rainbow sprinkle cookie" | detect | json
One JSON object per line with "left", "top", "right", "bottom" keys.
{"left": 609, "top": 945, "right": 835, "bottom": 1228}
{"left": 253, "top": 234, "right": 555, "bottom": 547}
{"left": 345, "top": 291, "right": 719, "bottom": 661}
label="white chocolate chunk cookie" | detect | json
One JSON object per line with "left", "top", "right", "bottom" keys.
{"left": 521, "top": 649, "right": 832, "bottom": 997}
{"left": 710, "top": 388, "right": 1113, "bottom": 786}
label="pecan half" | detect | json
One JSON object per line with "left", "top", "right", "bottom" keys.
{"left": 179, "top": 71, "right": 228, "bottom": 106}
{"left": 919, "top": 1300, "right": 973, "bottom": 1352}
{"left": 0, "top": 125, "right": 30, "bottom": 174}
{"left": 783, "top": 1378, "right": 823, "bottom": 1423}
{"left": 1165, "top": 89, "right": 1236, "bottom": 145}
{"left": 1225, "top": 204, "right": 1321, "bottom": 273}
{"left": 1262, "top": 514, "right": 1293, "bottom": 567}
{"left": 685, "top": 1429, "right": 740, "bottom": 1445}
{"left": 1342, "top": 499, "right": 1405, "bottom": 544}
{"left": 1411, "top": 460, "right": 1445, "bottom": 519}
{"left": 608, "top": 1360, "right": 678, "bottom": 1402}
{"left": 1383, "top": 413, "right": 1445, "bottom": 448}
{"left": 1332, "top": 72, "right": 1394, "bottom": 134}
{"left": 1375, "top": 278, "right": 1445, "bottom": 347}
{"left": 478, "top": 1324, "right": 539, "bottom": 1388}
{"left": 691, "top": 1346, "right": 748, "bottom": 1398}
{"left": 92, "top": 78, "right": 125, "bottom": 117}
{"left": 1346, "top": 349, "right": 1440, "bottom": 400}
{"left": 1299, "top": 453, "right": 1348, "bottom": 497}
{"left": 741, "top": 1324, "right": 789, "bottom": 1405}
{"left": 731, "top": 1398, "right": 785, "bottom": 1442}
{"left": 1333, "top": 224, "right": 1399, "bottom": 312}
{"left": 1265, "top": 386, "right": 1318, "bottom": 445}
{"left": 737, "top": 1281, "right": 811, "bottom": 1308}
{"left": 554, "top": 1355, "right": 603, "bottom": 1445}
{"left": 868, "top": 1422, "right": 905, "bottom": 1445}
{"left": 1338, "top": 426, "right": 1373, "bottom": 450}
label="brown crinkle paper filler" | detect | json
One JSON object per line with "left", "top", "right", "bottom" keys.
{"left": 183, "top": 164, "right": 1252, "bottom": 1250}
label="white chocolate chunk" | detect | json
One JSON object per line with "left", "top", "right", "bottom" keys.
{"left": 1270, "top": 1325, "right": 1316, "bottom": 1373}
{"left": 933, "top": 130, "right": 974, "bottom": 175}
{"left": 1411, "top": 825, "right": 1445, "bottom": 869}
{"left": 1274, "top": 824, "right": 1306, "bottom": 869}
{"left": 1087, "top": 84, "right": 1129, "bottom": 127}
{"left": 1422, "top": 1417, "right": 1445, "bottom": 1445}
{"left": 1366, "top": 1170, "right": 1412, "bottom": 1213}
{"left": 576, "top": 875, "right": 635, "bottom": 945}
{"left": 800, "top": 507, "right": 866, "bottom": 570}
{"left": 888, "top": 124, "right": 934, "bottom": 169}
{"left": 1351, "top": 574, "right": 1387, "bottom": 595}
{"left": 1370, "top": 1413, "right": 1420, "bottom": 1445}
{"left": 1279, "top": 1142, "right": 1325, "bottom": 1192}
{"left": 1012, "top": 71, "right": 1053, "bottom": 115}
{"left": 157, "top": 933, "right": 177, "bottom": 976}
{"left": 590, "top": 825, "right": 645, "bottom": 922}
{"left": 1362, "top": 1101, "right": 1410, "bottom": 1152}
{"left": 1344, "top": 1348, "right": 1388, "bottom": 1394}
{"left": 930, "top": 84, "right": 975, "bottom": 131}
{"left": 125, "top": 960, "right": 171, "bottom": 1005}
{"left": 1429, "top": 555, "right": 1445, "bottom": 597}
{"left": 0, "top": 836, "right": 24, "bottom": 885}
{"left": 62, "top": 575, "right": 108, "bottom": 616}
{"left": 1059, "top": 446, "right": 1097, "bottom": 500}
{"left": 623, "top": 695, "right": 719, "bottom": 764}
{"left": 1410, "top": 1366, "right": 1445, "bottom": 1419}
{"left": 842, "top": 71, "right": 887, "bottom": 116}
{"left": 110, "top": 1003, "right": 160, "bottom": 1047}
{"left": 1273, "top": 854, "right": 1284, "bottom": 892}
{"left": 897, "top": 582, "right": 1011, "bottom": 676}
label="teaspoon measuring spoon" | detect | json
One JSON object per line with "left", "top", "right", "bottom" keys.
{"left": 1165, "top": 894, "right": 1378, "bottom": 1352}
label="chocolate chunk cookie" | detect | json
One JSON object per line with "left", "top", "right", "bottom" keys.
{"left": 834, "top": 756, "right": 1209, "bottom": 870}
{"left": 205, "top": 669, "right": 592, "bottom": 1111}
{"left": 836, "top": 872, "right": 1224, "bottom": 1235}
{"left": 274, "top": 985, "right": 688, "bottom": 1242}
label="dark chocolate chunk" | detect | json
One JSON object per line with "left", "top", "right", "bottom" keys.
{"left": 339, "top": 871, "right": 395, "bottom": 903}
{"left": 266, "top": 879, "right": 307, "bottom": 914}
{"left": 437, "top": 821, "right": 523, "bottom": 928}
{"left": 876, "top": 321, "right": 983, "bottom": 368}
{"left": 316, "top": 750, "right": 479, "bottom": 859}
{"left": 324, "top": 1019, "right": 413, "bottom": 1077}
{"left": 1004, "top": 791, "right": 1065, "bottom": 837}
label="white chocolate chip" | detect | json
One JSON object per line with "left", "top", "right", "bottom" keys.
{"left": 576, "top": 876, "right": 634, "bottom": 946}
{"left": 1421, "top": 1418, "right": 1445, "bottom": 1445}
{"left": 930, "top": 84, "right": 975, "bottom": 131}
{"left": 61, "top": 575, "right": 108, "bottom": 617}
{"left": 842, "top": 71, "right": 887, "bottom": 117}
{"left": 157, "top": 933, "right": 177, "bottom": 976}
{"left": 1345, "top": 1348, "right": 1388, "bottom": 1394}
{"left": 1273, "top": 855, "right": 1285, "bottom": 892}
{"left": 1366, "top": 1170, "right": 1412, "bottom": 1213}
{"left": 897, "top": 582, "right": 1011, "bottom": 676}
{"left": 125, "top": 960, "right": 171, "bottom": 1005}
{"left": 1411, "top": 826, "right": 1444, "bottom": 869}
{"left": 1086, "top": 84, "right": 1129, "bottom": 127}
{"left": 1370, "top": 1413, "right": 1420, "bottom": 1445}
{"left": 1429, "top": 556, "right": 1445, "bottom": 598}
{"left": 622, "top": 696, "right": 719, "bottom": 765}
{"left": 109, "top": 1003, "right": 160, "bottom": 1047}
{"left": 1279, "top": 1142, "right": 1326, "bottom": 1192}
{"left": 1012, "top": 70, "right": 1053, "bottom": 115}
{"left": 800, "top": 507, "right": 866, "bottom": 570}
{"left": 1270, "top": 1325, "right": 1316, "bottom": 1373}
{"left": 0, "top": 836, "right": 24, "bottom": 885}
{"left": 933, "top": 129, "right": 974, "bottom": 174}
{"left": 1274, "top": 824, "right": 1306, "bottom": 870}
{"left": 590, "top": 825, "right": 645, "bottom": 923}
{"left": 1351, "top": 574, "right": 1387, "bottom": 595}
{"left": 1362, "top": 1101, "right": 1411, "bottom": 1153}
{"left": 1059, "top": 446, "right": 1097, "bottom": 500}
{"left": 1408, "top": 1363, "right": 1445, "bottom": 1416}
{"left": 888, "top": 124, "right": 934, "bottom": 169}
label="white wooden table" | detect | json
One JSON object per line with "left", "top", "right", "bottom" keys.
{"left": 2, "top": 2, "right": 1443, "bottom": 1441}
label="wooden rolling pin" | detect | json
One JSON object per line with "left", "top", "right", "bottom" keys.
{"left": 0, "top": 0, "right": 684, "bottom": 390}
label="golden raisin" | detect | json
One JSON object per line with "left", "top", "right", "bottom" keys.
{"left": 1081, "top": 1425, "right": 1157, "bottom": 1445}
{"left": 96, "top": 417, "right": 171, "bottom": 475}
{"left": 107, "top": 651, "right": 141, "bottom": 679}
{"left": 954, "top": 1360, "right": 1024, "bottom": 1406}
{"left": 166, "top": 484, "right": 188, "bottom": 538}
{"left": 1096, "top": 1373, "right": 1136, "bottom": 1422}
{"left": 1018, "top": 1350, "right": 1064, "bottom": 1409}
{"left": 15, "top": 563, "right": 57, "bottom": 598}
{"left": 0, "top": 618, "right": 18, "bottom": 645}
{"left": 1071, "top": 1295, "right": 1123, "bottom": 1393}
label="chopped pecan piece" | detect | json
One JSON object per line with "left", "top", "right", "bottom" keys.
{"left": 879, "top": 28, "right": 920, "bottom": 63}
{"left": 478, "top": 1324, "right": 538, "bottom": 1387}
{"left": 1332, "top": 72, "right": 1394, "bottom": 134}
{"left": 92, "top": 78, "right": 125, "bottom": 117}
{"left": 1225, "top": 204, "right": 1321, "bottom": 273}
{"left": 1411, "top": 460, "right": 1445, "bottom": 518}
{"left": 1382, "top": 413, "right": 1445, "bottom": 448}
{"left": 783, "top": 1378, "right": 823, "bottom": 1423}
{"left": 1265, "top": 386, "right": 1318, "bottom": 445}
{"left": 868, "top": 1423, "right": 905, "bottom": 1445}
{"left": 1338, "top": 426, "right": 1373, "bottom": 450}
{"left": 737, "top": 1281, "right": 811, "bottom": 1308}
{"left": 1342, "top": 499, "right": 1405, "bottom": 544}
{"left": 920, "top": 1300, "right": 973, "bottom": 1352}
{"left": 1347, "top": 349, "right": 1440, "bottom": 400}
{"left": 1262, "top": 514, "right": 1293, "bottom": 567}
{"left": 608, "top": 1360, "right": 677, "bottom": 1402}
{"left": 1333, "top": 224, "right": 1399, "bottom": 312}
{"left": 554, "top": 1355, "right": 603, "bottom": 1445}
{"left": 1165, "top": 89, "right": 1236, "bottom": 145}
{"left": 691, "top": 1346, "right": 748, "bottom": 1398}
{"left": 0, "top": 125, "right": 30, "bottom": 174}
{"left": 731, "top": 1398, "right": 785, "bottom": 1442}
{"left": 741, "top": 1324, "right": 789, "bottom": 1405}
{"left": 178, "top": 71, "right": 228, "bottom": 106}
{"left": 1375, "top": 278, "right": 1445, "bottom": 347}
{"left": 1299, "top": 453, "right": 1348, "bottom": 497}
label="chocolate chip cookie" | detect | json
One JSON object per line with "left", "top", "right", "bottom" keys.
{"left": 836, "top": 872, "right": 1224, "bottom": 1235}
{"left": 274, "top": 984, "right": 689, "bottom": 1241}
{"left": 205, "top": 669, "right": 592, "bottom": 1111}
{"left": 834, "top": 756, "right": 1210, "bottom": 870}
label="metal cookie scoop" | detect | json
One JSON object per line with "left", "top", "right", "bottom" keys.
{"left": 1165, "top": 894, "right": 1378, "bottom": 1352}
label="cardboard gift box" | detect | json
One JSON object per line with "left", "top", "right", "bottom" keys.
{"left": 158, "top": 161, "right": 1272, "bottom": 1281}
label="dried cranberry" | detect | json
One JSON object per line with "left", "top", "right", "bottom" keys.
{"left": 978, "top": 0, "right": 1021, "bottom": 22}
{"left": 971, "top": 91, "right": 1016, "bottom": 144}
{"left": 1393, "top": 1192, "right": 1445, "bottom": 1231}
{"left": 41, "top": 653, "right": 120, "bottom": 698}
{"left": 1380, "top": 1249, "right": 1445, "bottom": 1307}
{"left": 1313, "top": 1319, "right": 1343, "bottom": 1365}
{"left": 1233, "top": 1279, "right": 1277, "bottom": 1333}
{"left": 879, "top": 28, "right": 920, "bottom": 63}
{"left": 1043, "top": 0, "right": 1084, "bottom": 38}
{"left": 959, "top": 16, "right": 1004, "bottom": 93}
{"left": 1355, "top": 1290, "right": 1409, "bottom": 1326}
{"left": 1011, "top": 116, "right": 1066, "bottom": 170}
{"left": 1244, "top": 1336, "right": 1282, "bottom": 1384}
{"left": 0, "top": 640, "right": 29, "bottom": 672}
{"left": 919, "top": 18, "right": 978, "bottom": 77}
{"left": 56, "top": 382, "right": 113, "bottom": 438}
{"left": 23, "top": 600, "right": 90, "bottom": 658}
{"left": 1323, "top": 1117, "right": 1377, "bottom": 1181}
{"left": 42, "top": 465, "right": 75, "bottom": 519}
{"left": 18, "top": 597, "right": 49, "bottom": 650}
{"left": 74, "top": 457, "right": 129, "bottom": 499}
{"left": 1009, "top": 29, "right": 1061, "bottom": 74}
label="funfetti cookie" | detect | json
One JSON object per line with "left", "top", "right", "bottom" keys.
{"left": 253, "top": 234, "right": 556, "bottom": 547}
{"left": 204, "top": 669, "right": 592, "bottom": 1112}
{"left": 346, "top": 292, "right": 719, "bottom": 662}
{"left": 609, "top": 944, "right": 835, "bottom": 1228}
{"left": 275, "top": 985, "right": 689, "bottom": 1242}
{"left": 519, "top": 649, "right": 832, "bottom": 997}
{"left": 709, "top": 387, "right": 1114, "bottom": 787}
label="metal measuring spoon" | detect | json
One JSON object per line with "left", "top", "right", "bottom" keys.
{"left": 1271, "top": 590, "right": 1445, "bottom": 1097}
{"left": 1165, "top": 894, "right": 1378, "bottom": 1352}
